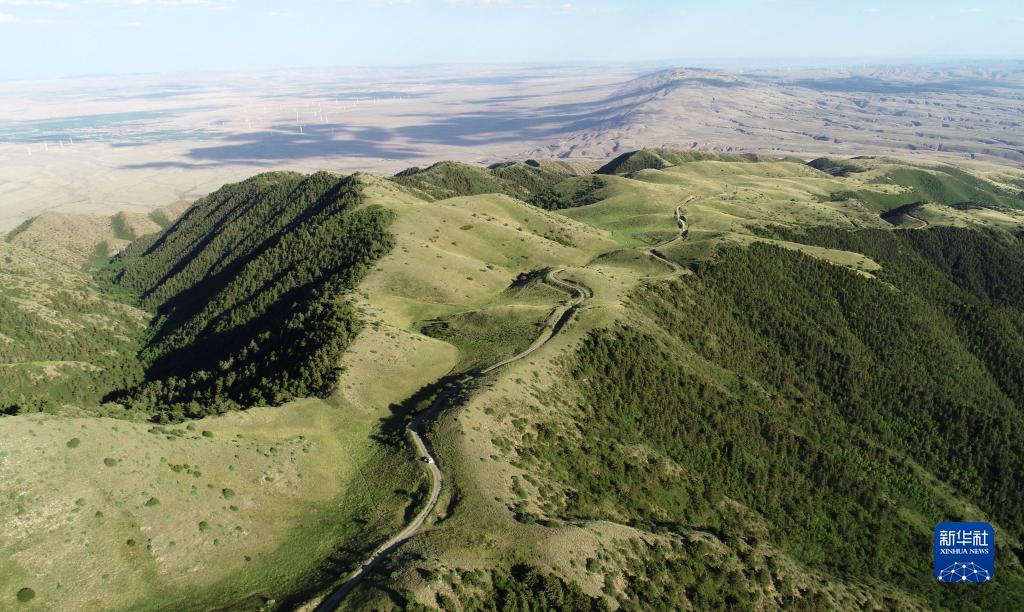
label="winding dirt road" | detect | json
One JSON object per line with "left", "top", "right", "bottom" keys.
{"left": 904, "top": 210, "right": 930, "bottom": 229}
{"left": 645, "top": 202, "right": 690, "bottom": 272}
{"left": 314, "top": 268, "right": 588, "bottom": 610}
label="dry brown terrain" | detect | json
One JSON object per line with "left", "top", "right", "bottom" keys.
{"left": 544, "top": 64, "right": 1024, "bottom": 165}
{"left": 2, "top": 62, "right": 1022, "bottom": 232}
{"left": 0, "top": 65, "right": 636, "bottom": 231}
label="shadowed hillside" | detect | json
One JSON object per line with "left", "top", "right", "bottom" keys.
{"left": 113, "top": 171, "right": 396, "bottom": 419}
{"left": 596, "top": 148, "right": 764, "bottom": 175}
{"left": 4, "top": 152, "right": 1024, "bottom": 611}
{"left": 515, "top": 234, "right": 1024, "bottom": 608}
{"left": 391, "top": 159, "right": 586, "bottom": 202}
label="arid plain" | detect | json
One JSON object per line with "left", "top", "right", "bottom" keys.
{"left": 2, "top": 62, "right": 1022, "bottom": 232}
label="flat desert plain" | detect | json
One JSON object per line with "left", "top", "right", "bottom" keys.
{"left": 2, "top": 62, "right": 1022, "bottom": 231}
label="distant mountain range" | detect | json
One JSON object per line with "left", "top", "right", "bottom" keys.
{"left": 534, "top": 65, "right": 1024, "bottom": 165}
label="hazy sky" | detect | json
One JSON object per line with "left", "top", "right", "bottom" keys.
{"left": 0, "top": 0, "right": 1021, "bottom": 79}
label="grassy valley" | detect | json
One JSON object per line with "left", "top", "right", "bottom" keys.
{"left": 334, "top": 151, "right": 1024, "bottom": 611}
{"left": 3, "top": 149, "right": 1024, "bottom": 610}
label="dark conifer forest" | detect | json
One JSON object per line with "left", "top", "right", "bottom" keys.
{"left": 111, "top": 171, "right": 395, "bottom": 419}
{"left": 521, "top": 229, "right": 1024, "bottom": 609}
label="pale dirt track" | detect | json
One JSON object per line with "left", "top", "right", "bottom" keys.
{"left": 645, "top": 200, "right": 691, "bottom": 272}
{"left": 313, "top": 268, "right": 588, "bottom": 610}
{"left": 904, "top": 210, "right": 930, "bottom": 229}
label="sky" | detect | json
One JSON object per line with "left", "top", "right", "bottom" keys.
{"left": 0, "top": 0, "right": 1022, "bottom": 80}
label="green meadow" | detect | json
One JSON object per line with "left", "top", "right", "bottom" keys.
{"left": 3, "top": 150, "right": 1024, "bottom": 609}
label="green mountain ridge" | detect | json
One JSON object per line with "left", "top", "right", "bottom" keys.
{"left": 830, "top": 164, "right": 1024, "bottom": 212}
{"left": 3, "top": 152, "right": 1024, "bottom": 610}
{"left": 391, "top": 159, "right": 589, "bottom": 204}
{"left": 595, "top": 148, "right": 768, "bottom": 175}
{"left": 517, "top": 233, "right": 1024, "bottom": 609}
{"left": 113, "top": 171, "right": 396, "bottom": 419}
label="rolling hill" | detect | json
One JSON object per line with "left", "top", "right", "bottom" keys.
{"left": 2, "top": 152, "right": 1024, "bottom": 610}
{"left": 113, "top": 171, "right": 396, "bottom": 419}
{"left": 391, "top": 159, "right": 591, "bottom": 203}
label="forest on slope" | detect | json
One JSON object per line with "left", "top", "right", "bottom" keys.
{"left": 515, "top": 229, "right": 1024, "bottom": 609}
{"left": 2, "top": 156, "right": 592, "bottom": 420}
{"left": 111, "top": 171, "right": 396, "bottom": 420}
{"left": 0, "top": 241, "right": 146, "bottom": 413}
{"left": 4, "top": 150, "right": 1024, "bottom": 610}
{"left": 0, "top": 208, "right": 177, "bottom": 413}
{"left": 329, "top": 155, "right": 1024, "bottom": 611}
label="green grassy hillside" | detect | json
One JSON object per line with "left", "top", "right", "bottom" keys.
{"left": 114, "top": 172, "right": 395, "bottom": 419}
{"left": 0, "top": 397, "right": 425, "bottom": 612}
{"left": 0, "top": 174, "right": 424, "bottom": 611}
{"left": 0, "top": 214, "right": 153, "bottom": 413}
{"left": 528, "top": 175, "right": 609, "bottom": 211}
{"left": 595, "top": 148, "right": 763, "bottom": 175}
{"left": 489, "top": 160, "right": 585, "bottom": 194}
{"left": 393, "top": 161, "right": 521, "bottom": 200}
{"left": 0, "top": 247, "right": 145, "bottom": 413}
{"left": 518, "top": 235, "right": 1024, "bottom": 608}
{"left": 336, "top": 154, "right": 1024, "bottom": 611}
{"left": 830, "top": 164, "right": 1024, "bottom": 212}
{"left": 4, "top": 152, "right": 1024, "bottom": 611}
{"left": 807, "top": 156, "right": 866, "bottom": 177}
{"left": 391, "top": 159, "right": 584, "bottom": 202}
{"left": 419, "top": 305, "right": 548, "bottom": 373}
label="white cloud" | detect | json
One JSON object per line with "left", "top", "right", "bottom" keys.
{"left": 446, "top": 0, "right": 541, "bottom": 7}
{"left": 87, "top": 0, "right": 227, "bottom": 6}
{"left": 0, "top": 10, "right": 56, "bottom": 23}
{"left": 0, "top": 0, "right": 70, "bottom": 8}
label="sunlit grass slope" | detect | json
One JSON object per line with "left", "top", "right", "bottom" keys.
{"left": 341, "top": 155, "right": 1024, "bottom": 610}
{"left": 355, "top": 175, "right": 615, "bottom": 328}
{"left": 4, "top": 152, "right": 1024, "bottom": 610}
{"left": 0, "top": 398, "right": 423, "bottom": 611}
{"left": 1, "top": 214, "right": 152, "bottom": 412}
{"left": 0, "top": 189, "right": 424, "bottom": 611}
